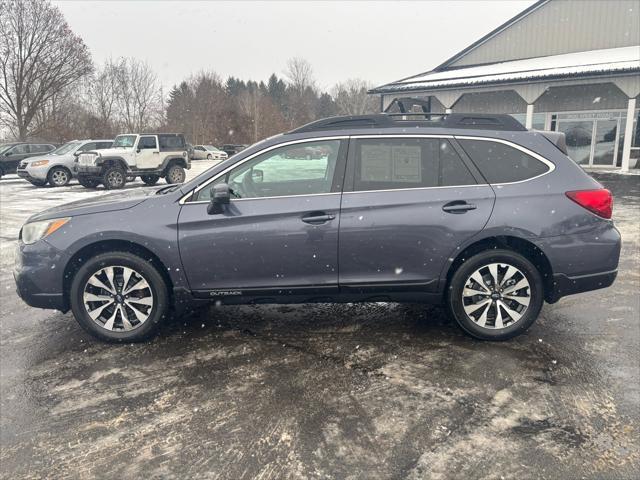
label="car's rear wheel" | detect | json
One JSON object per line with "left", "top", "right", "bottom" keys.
{"left": 165, "top": 164, "right": 185, "bottom": 184}
{"left": 141, "top": 174, "right": 160, "bottom": 186}
{"left": 70, "top": 252, "right": 169, "bottom": 342}
{"left": 47, "top": 166, "right": 71, "bottom": 187}
{"left": 78, "top": 177, "right": 100, "bottom": 188}
{"left": 102, "top": 166, "right": 126, "bottom": 189}
{"left": 447, "top": 249, "right": 543, "bottom": 341}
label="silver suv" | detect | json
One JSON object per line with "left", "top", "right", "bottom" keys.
{"left": 17, "top": 139, "right": 113, "bottom": 187}
{"left": 76, "top": 133, "right": 190, "bottom": 189}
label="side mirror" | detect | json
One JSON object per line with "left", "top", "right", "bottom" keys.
{"left": 136, "top": 148, "right": 141, "bottom": 153}
{"left": 207, "top": 183, "right": 231, "bottom": 215}
{"left": 251, "top": 169, "right": 264, "bottom": 183}
{"left": 73, "top": 151, "right": 81, "bottom": 157}
{"left": 5, "top": 151, "right": 12, "bottom": 156}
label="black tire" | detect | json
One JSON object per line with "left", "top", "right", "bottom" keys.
{"left": 28, "top": 179, "right": 48, "bottom": 187}
{"left": 78, "top": 177, "right": 100, "bottom": 188}
{"left": 206, "top": 154, "right": 212, "bottom": 160}
{"left": 447, "top": 249, "right": 544, "bottom": 341}
{"left": 0, "top": 165, "right": 4, "bottom": 178}
{"left": 165, "top": 164, "right": 186, "bottom": 184}
{"left": 141, "top": 174, "right": 160, "bottom": 186}
{"left": 47, "top": 166, "right": 71, "bottom": 187}
{"left": 70, "top": 251, "right": 169, "bottom": 342}
{"left": 102, "top": 165, "right": 126, "bottom": 189}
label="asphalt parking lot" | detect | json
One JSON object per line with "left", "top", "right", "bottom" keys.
{"left": 0, "top": 166, "right": 638, "bottom": 479}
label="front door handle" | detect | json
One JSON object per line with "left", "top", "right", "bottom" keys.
{"left": 302, "top": 213, "right": 336, "bottom": 224}
{"left": 442, "top": 201, "right": 477, "bottom": 214}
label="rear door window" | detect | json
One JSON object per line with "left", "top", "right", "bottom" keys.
{"left": 458, "top": 139, "right": 550, "bottom": 183}
{"left": 349, "top": 137, "right": 476, "bottom": 192}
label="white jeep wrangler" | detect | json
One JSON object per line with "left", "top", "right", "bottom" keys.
{"left": 76, "top": 133, "right": 190, "bottom": 189}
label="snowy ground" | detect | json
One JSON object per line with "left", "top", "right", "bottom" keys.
{"left": 0, "top": 169, "right": 638, "bottom": 479}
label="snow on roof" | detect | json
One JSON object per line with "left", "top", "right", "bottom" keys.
{"left": 372, "top": 46, "right": 640, "bottom": 93}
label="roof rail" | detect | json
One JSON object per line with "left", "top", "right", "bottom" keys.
{"left": 289, "top": 112, "right": 526, "bottom": 134}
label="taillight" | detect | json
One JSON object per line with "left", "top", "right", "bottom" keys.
{"left": 565, "top": 189, "right": 613, "bottom": 219}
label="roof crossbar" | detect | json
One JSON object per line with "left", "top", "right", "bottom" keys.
{"left": 289, "top": 111, "right": 526, "bottom": 134}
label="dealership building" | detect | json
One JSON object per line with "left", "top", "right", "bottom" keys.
{"left": 370, "top": 0, "right": 640, "bottom": 171}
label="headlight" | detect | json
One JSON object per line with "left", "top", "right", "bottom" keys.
{"left": 30, "top": 160, "right": 49, "bottom": 167}
{"left": 20, "top": 217, "right": 70, "bottom": 245}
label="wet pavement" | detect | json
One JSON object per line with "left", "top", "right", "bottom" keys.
{"left": 0, "top": 169, "right": 638, "bottom": 479}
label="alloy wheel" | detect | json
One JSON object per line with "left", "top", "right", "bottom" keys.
{"left": 107, "top": 170, "right": 124, "bottom": 187}
{"left": 461, "top": 263, "right": 531, "bottom": 329}
{"left": 50, "top": 169, "right": 69, "bottom": 186}
{"left": 82, "top": 266, "right": 154, "bottom": 331}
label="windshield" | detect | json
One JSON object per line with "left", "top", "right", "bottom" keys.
{"left": 51, "top": 141, "right": 82, "bottom": 155}
{"left": 113, "top": 135, "right": 137, "bottom": 148}
{"left": 204, "top": 145, "right": 220, "bottom": 151}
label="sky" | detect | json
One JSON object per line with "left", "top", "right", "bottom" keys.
{"left": 54, "top": 0, "right": 536, "bottom": 92}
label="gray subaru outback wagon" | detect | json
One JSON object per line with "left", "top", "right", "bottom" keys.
{"left": 14, "top": 111, "right": 621, "bottom": 342}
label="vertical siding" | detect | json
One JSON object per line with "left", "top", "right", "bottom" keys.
{"left": 451, "top": 0, "right": 640, "bottom": 67}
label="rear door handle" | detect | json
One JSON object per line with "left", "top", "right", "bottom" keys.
{"left": 442, "top": 201, "right": 477, "bottom": 214}
{"left": 302, "top": 213, "right": 335, "bottom": 224}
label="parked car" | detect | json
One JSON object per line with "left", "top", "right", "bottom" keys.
{"left": 192, "top": 145, "right": 228, "bottom": 161}
{"left": 220, "top": 144, "right": 248, "bottom": 157}
{"left": 14, "top": 111, "right": 620, "bottom": 342}
{"left": 75, "top": 133, "right": 189, "bottom": 189}
{"left": 0, "top": 142, "right": 56, "bottom": 178}
{"left": 283, "top": 145, "right": 327, "bottom": 159}
{"left": 17, "top": 139, "right": 113, "bottom": 187}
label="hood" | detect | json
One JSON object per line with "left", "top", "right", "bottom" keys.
{"left": 23, "top": 153, "right": 64, "bottom": 164}
{"left": 93, "top": 147, "right": 130, "bottom": 156}
{"left": 27, "top": 186, "right": 165, "bottom": 222}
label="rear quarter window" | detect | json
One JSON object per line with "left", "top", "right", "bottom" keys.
{"left": 158, "top": 135, "right": 185, "bottom": 150}
{"left": 458, "top": 139, "right": 550, "bottom": 183}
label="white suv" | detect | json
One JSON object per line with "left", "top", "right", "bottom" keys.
{"left": 76, "top": 133, "right": 190, "bottom": 189}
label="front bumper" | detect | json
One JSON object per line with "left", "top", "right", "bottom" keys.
{"left": 13, "top": 240, "right": 70, "bottom": 311}
{"left": 17, "top": 167, "right": 47, "bottom": 181}
{"left": 77, "top": 164, "right": 102, "bottom": 175}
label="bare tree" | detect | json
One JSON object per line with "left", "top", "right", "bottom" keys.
{"left": 0, "top": 0, "right": 93, "bottom": 140}
{"left": 112, "top": 57, "right": 161, "bottom": 132}
{"left": 90, "top": 59, "right": 120, "bottom": 135}
{"left": 332, "top": 79, "right": 378, "bottom": 116}
{"left": 284, "top": 57, "right": 315, "bottom": 93}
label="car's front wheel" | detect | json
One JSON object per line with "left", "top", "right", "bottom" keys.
{"left": 47, "top": 166, "right": 71, "bottom": 187}
{"left": 70, "top": 251, "right": 169, "bottom": 342}
{"left": 447, "top": 249, "right": 543, "bottom": 341}
{"left": 102, "top": 166, "right": 126, "bottom": 189}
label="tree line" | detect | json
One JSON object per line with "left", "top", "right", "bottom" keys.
{"left": 0, "top": 0, "right": 378, "bottom": 145}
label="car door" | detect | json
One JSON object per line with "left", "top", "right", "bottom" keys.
{"left": 338, "top": 135, "right": 495, "bottom": 293}
{"left": 177, "top": 138, "right": 347, "bottom": 294}
{"left": 136, "top": 136, "right": 159, "bottom": 168}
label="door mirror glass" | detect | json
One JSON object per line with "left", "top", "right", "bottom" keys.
{"left": 207, "top": 183, "right": 231, "bottom": 214}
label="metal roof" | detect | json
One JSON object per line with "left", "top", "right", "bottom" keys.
{"left": 370, "top": 46, "right": 640, "bottom": 94}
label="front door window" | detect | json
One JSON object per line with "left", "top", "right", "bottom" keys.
{"left": 193, "top": 140, "right": 341, "bottom": 201}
